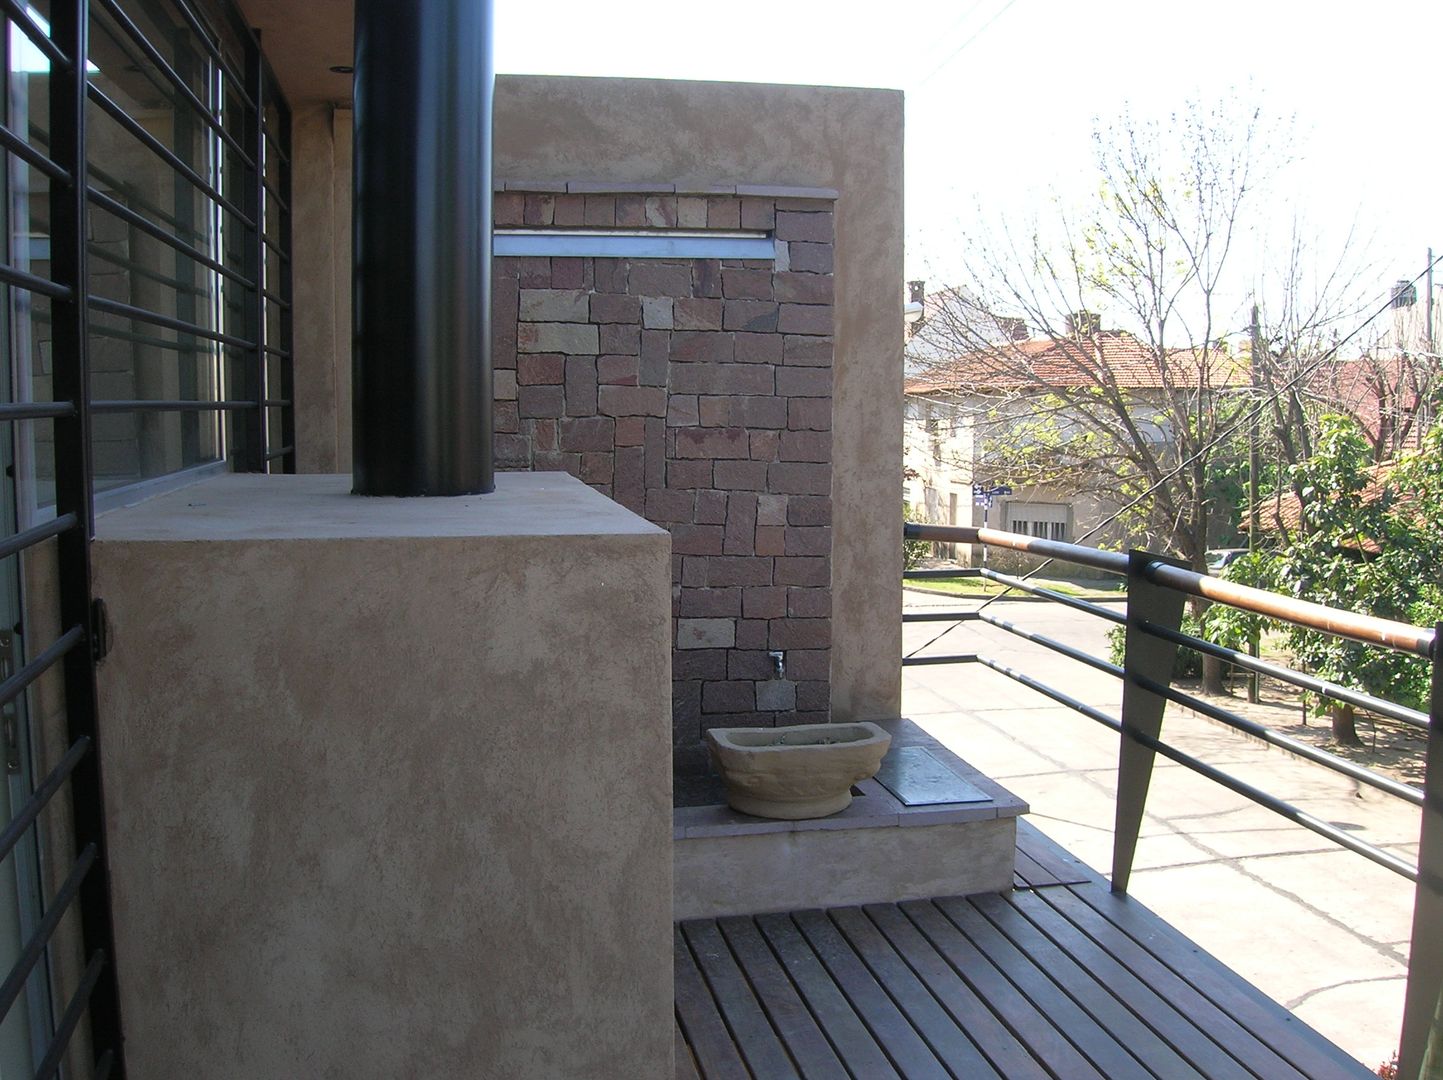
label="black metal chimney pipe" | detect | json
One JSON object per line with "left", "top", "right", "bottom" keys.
{"left": 351, "top": 0, "right": 494, "bottom": 495}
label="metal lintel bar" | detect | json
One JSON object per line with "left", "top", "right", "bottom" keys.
{"left": 1134, "top": 672, "right": 1423, "bottom": 806}
{"left": 32, "top": 950, "right": 105, "bottom": 1080}
{"left": 352, "top": 0, "right": 494, "bottom": 495}
{"left": 87, "top": 85, "right": 254, "bottom": 228}
{"left": 979, "top": 568, "right": 1128, "bottom": 625}
{"left": 88, "top": 296, "right": 254, "bottom": 350}
{"left": 87, "top": 187, "right": 255, "bottom": 289}
{"left": 0, "top": 844, "right": 96, "bottom": 1022}
{"left": 1139, "top": 619, "right": 1429, "bottom": 731}
{"left": 0, "top": 734, "right": 87, "bottom": 865}
{"left": 90, "top": 0, "right": 256, "bottom": 170}
{"left": 903, "top": 568, "right": 983, "bottom": 579}
{"left": 975, "top": 610, "right": 1124, "bottom": 679}
{"left": 0, "top": 120, "right": 71, "bottom": 185}
{"left": 902, "top": 611, "right": 980, "bottom": 623}
{"left": 905, "top": 522, "right": 1129, "bottom": 575}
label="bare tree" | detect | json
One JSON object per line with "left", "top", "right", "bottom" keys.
{"left": 908, "top": 98, "right": 1369, "bottom": 692}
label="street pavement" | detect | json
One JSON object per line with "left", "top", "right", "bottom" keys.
{"left": 902, "top": 585, "right": 1417, "bottom": 1073}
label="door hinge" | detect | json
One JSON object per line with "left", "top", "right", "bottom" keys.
{"left": 91, "top": 597, "right": 111, "bottom": 663}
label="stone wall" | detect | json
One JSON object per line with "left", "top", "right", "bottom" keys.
{"left": 492, "top": 185, "right": 835, "bottom": 751}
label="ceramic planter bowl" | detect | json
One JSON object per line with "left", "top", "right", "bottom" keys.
{"left": 705, "top": 721, "right": 892, "bottom": 820}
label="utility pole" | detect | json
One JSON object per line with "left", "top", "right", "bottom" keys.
{"left": 1247, "top": 303, "right": 1262, "bottom": 703}
{"left": 1428, "top": 247, "right": 1435, "bottom": 359}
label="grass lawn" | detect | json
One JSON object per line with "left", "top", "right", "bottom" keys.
{"left": 903, "top": 573, "right": 1126, "bottom": 600}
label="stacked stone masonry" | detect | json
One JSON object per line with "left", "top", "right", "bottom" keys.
{"left": 492, "top": 187, "right": 835, "bottom": 750}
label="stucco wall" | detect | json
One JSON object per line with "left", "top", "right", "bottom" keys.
{"left": 290, "top": 76, "right": 904, "bottom": 722}
{"left": 92, "top": 473, "right": 673, "bottom": 1079}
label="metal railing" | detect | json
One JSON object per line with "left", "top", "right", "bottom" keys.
{"left": 904, "top": 521, "right": 1443, "bottom": 1078}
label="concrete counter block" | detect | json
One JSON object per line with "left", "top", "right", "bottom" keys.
{"left": 93, "top": 472, "right": 673, "bottom": 1079}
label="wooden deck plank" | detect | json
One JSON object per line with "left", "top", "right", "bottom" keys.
{"left": 863, "top": 903, "right": 1052, "bottom": 1080}
{"left": 827, "top": 906, "right": 1003, "bottom": 1078}
{"left": 674, "top": 926, "right": 751, "bottom": 1080}
{"left": 1064, "top": 884, "right": 1375, "bottom": 1079}
{"left": 1003, "top": 888, "right": 1256, "bottom": 1080}
{"left": 899, "top": 898, "right": 1108, "bottom": 1080}
{"left": 790, "top": 909, "right": 951, "bottom": 1079}
{"left": 1015, "top": 819, "right": 1093, "bottom": 886}
{"left": 716, "top": 915, "right": 850, "bottom": 1080}
{"left": 682, "top": 920, "right": 802, "bottom": 1080}
{"left": 755, "top": 912, "right": 904, "bottom": 1080}
{"left": 676, "top": 1019, "right": 703, "bottom": 1080}
{"left": 1036, "top": 887, "right": 1312, "bottom": 1080}
{"left": 934, "top": 895, "right": 1154, "bottom": 1080}
{"left": 972, "top": 891, "right": 1205, "bottom": 1079}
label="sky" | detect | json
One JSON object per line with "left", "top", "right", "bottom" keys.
{"left": 494, "top": 0, "right": 1443, "bottom": 325}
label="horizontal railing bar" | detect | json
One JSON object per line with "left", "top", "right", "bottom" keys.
{"left": 87, "top": 85, "right": 255, "bottom": 229}
{"left": 262, "top": 345, "right": 291, "bottom": 360}
{"left": 1135, "top": 673, "right": 1424, "bottom": 806}
{"left": 0, "top": 844, "right": 96, "bottom": 1023}
{"left": 0, "top": 513, "right": 78, "bottom": 566}
{"left": 0, "top": 121, "right": 71, "bottom": 185}
{"left": 0, "top": 263, "right": 71, "bottom": 301}
{"left": 87, "top": 187, "right": 256, "bottom": 290}
{"left": 1144, "top": 561, "right": 1435, "bottom": 659}
{"left": 901, "top": 654, "right": 979, "bottom": 667}
{"left": 979, "top": 568, "right": 1128, "bottom": 625}
{"left": 263, "top": 399, "right": 291, "bottom": 408}
{"left": 261, "top": 233, "right": 289, "bottom": 262}
{"left": 1132, "top": 723, "right": 1418, "bottom": 881}
{"left": 91, "top": 399, "right": 258, "bottom": 414}
{"left": 86, "top": 319, "right": 223, "bottom": 356}
{"left": 264, "top": 124, "right": 290, "bottom": 166}
{"left": 264, "top": 445, "right": 294, "bottom": 462}
{"left": 88, "top": 296, "right": 255, "bottom": 350}
{"left": 91, "top": 0, "right": 256, "bottom": 170}
{"left": 88, "top": 243, "right": 212, "bottom": 296}
{"left": 0, "top": 733, "right": 88, "bottom": 866}
{"left": 168, "top": 0, "right": 255, "bottom": 112}
{"left": 975, "top": 609, "right": 1125, "bottom": 679}
{"left": 975, "top": 654, "right": 1419, "bottom": 879}
{"left": 0, "top": 402, "right": 75, "bottom": 422}
{"left": 262, "top": 180, "right": 289, "bottom": 215}
{"left": 2, "top": 0, "right": 71, "bottom": 70}
{"left": 32, "top": 950, "right": 105, "bottom": 1080}
{"left": 902, "top": 611, "right": 980, "bottom": 623}
{"left": 974, "top": 652, "right": 1121, "bottom": 729}
{"left": 1138, "top": 620, "right": 1430, "bottom": 731}
{"left": 909, "top": 521, "right": 1436, "bottom": 659}
{"left": 903, "top": 568, "right": 983, "bottom": 579}
{"left": 261, "top": 289, "right": 290, "bottom": 311}
{"left": 906, "top": 522, "right": 1130, "bottom": 574}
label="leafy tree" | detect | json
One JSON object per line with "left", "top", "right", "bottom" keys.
{"left": 1259, "top": 414, "right": 1443, "bottom": 743}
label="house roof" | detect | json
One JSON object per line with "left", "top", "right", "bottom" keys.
{"left": 906, "top": 331, "right": 1251, "bottom": 395}
{"left": 1308, "top": 354, "right": 1430, "bottom": 452}
{"left": 1253, "top": 461, "right": 1425, "bottom": 554}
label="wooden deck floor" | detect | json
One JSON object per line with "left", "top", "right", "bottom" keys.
{"left": 675, "top": 822, "right": 1372, "bottom": 1079}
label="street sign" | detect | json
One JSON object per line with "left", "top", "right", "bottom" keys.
{"left": 972, "top": 483, "right": 1012, "bottom": 509}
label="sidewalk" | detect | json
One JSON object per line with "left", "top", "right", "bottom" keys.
{"left": 903, "top": 591, "right": 1416, "bottom": 1073}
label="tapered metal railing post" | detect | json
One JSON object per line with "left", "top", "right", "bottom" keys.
{"left": 1112, "top": 550, "right": 1187, "bottom": 894}
{"left": 1400, "top": 625, "right": 1443, "bottom": 1078}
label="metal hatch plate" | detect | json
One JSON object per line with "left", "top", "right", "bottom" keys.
{"left": 875, "top": 747, "right": 992, "bottom": 806}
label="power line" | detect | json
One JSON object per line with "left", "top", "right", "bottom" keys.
{"left": 916, "top": 0, "right": 1022, "bottom": 88}
{"left": 905, "top": 250, "right": 1443, "bottom": 657}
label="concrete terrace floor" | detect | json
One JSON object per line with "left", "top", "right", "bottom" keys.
{"left": 902, "top": 587, "right": 1418, "bottom": 1074}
